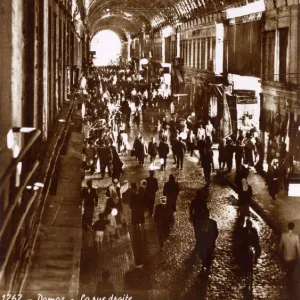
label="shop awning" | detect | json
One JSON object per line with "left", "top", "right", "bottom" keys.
{"left": 176, "top": 69, "right": 183, "bottom": 83}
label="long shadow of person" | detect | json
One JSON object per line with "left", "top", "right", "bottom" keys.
{"left": 180, "top": 248, "right": 212, "bottom": 300}
{"left": 232, "top": 215, "right": 246, "bottom": 272}
{"left": 130, "top": 225, "right": 149, "bottom": 267}
{"left": 180, "top": 210, "right": 218, "bottom": 300}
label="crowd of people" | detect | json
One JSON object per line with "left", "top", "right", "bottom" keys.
{"left": 80, "top": 64, "right": 256, "bottom": 262}
{"left": 79, "top": 65, "right": 223, "bottom": 296}
{"left": 217, "top": 124, "right": 290, "bottom": 200}
{"left": 80, "top": 66, "right": 184, "bottom": 259}
{"left": 79, "top": 65, "right": 299, "bottom": 299}
{"left": 81, "top": 64, "right": 220, "bottom": 183}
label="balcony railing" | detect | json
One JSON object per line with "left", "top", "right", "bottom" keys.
{"left": 0, "top": 101, "right": 74, "bottom": 291}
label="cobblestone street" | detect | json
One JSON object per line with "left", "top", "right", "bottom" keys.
{"left": 80, "top": 124, "right": 289, "bottom": 300}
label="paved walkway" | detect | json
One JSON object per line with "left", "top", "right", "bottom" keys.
{"left": 225, "top": 169, "right": 300, "bottom": 236}
{"left": 80, "top": 124, "right": 288, "bottom": 300}
{"left": 22, "top": 108, "right": 84, "bottom": 298}
{"left": 204, "top": 147, "right": 300, "bottom": 237}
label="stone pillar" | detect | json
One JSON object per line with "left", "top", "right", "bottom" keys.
{"left": 187, "top": 41, "right": 190, "bottom": 67}
{"left": 199, "top": 39, "right": 202, "bottom": 69}
{"left": 127, "top": 37, "right": 131, "bottom": 61}
{"left": 0, "top": 0, "right": 12, "bottom": 213}
{"left": 176, "top": 31, "right": 180, "bottom": 57}
{"left": 205, "top": 38, "right": 208, "bottom": 70}
{"left": 43, "top": 0, "right": 49, "bottom": 140}
{"left": 195, "top": 39, "right": 198, "bottom": 68}
{"left": 184, "top": 41, "right": 187, "bottom": 66}
{"left": 209, "top": 37, "right": 213, "bottom": 62}
{"left": 215, "top": 23, "right": 224, "bottom": 74}
{"left": 62, "top": 19, "right": 67, "bottom": 103}
{"left": 191, "top": 40, "right": 194, "bottom": 68}
{"left": 36, "top": 0, "right": 46, "bottom": 138}
{"left": 162, "top": 36, "right": 165, "bottom": 63}
{"left": 0, "top": 0, "right": 24, "bottom": 286}
{"left": 32, "top": 0, "right": 39, "bottom": 129}
{"left": 274, "top": 29, "right": 280, "bottom": 82}
{"left": 290, "top": 5, "right": 299, "bottom": 86}
{"left": 9, "top": 0, "right": 24, "bottom": 140}
{"left": 185, "top": 41, "right": 188, "bottom": 66}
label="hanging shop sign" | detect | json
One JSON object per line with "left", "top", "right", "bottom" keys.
{"left": 229, "top": 12, "right": 263, "bottom": 25}
{"left": 234, "top": 90, "right": 257, "bottom": 104}
{"left": 191, "top": 26, "right": 216, "bottom": 38}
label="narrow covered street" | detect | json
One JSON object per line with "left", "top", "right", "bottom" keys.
{"left": 80, "top": 122, "right": 288, "bottom": 299}
{"left": 1, "top": 0, "right": 300, "bottom": 298}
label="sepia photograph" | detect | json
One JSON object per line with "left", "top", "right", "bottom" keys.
{"left": 0, "top": 0, "right": 300, "bottom": 299}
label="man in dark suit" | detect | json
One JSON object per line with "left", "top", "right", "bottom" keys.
{"left": 198, "top": 135, "right": 206, "bottom": 165}
{"left": 145, "top": 170, "right": 159, "bottom": 217}
{"left": 109, "top": 142, "right": 123, "bottom": 181}
{"left": 174, "top": 137, "right": 186, "bottom": 170}
{"left": 163, "top": 174, "right": 179, "bottom": 222}
{"left": 98, "top": 143, "right": 111, "bottom": 179}
{"left": 158, "top": 138, "right": 169, "bottom": 170}
{"left": 154, "top": 196, "right": 173, "bottom": 248}
{"left": 148, "top": 137, "right": 158, "bottom": 166}
{"left": 193, "top": 209, "right": 219, "bottom": 268}
{"left": 202, "top": 152, "right": 212, "bottom": 186}
{"left": 82, "top": 179, "right": 98, "bottom": 225}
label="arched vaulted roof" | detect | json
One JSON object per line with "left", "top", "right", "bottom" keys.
{"left": 78, "top": 0, "right": 253, "bottom": 38}
{"left": 92, "top": 25, "right": 129, "bottom": 42}
{"left": 90, "top": 15, "right": 147, "bottom": 40}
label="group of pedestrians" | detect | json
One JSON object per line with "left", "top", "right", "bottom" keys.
{"left": 122, "top": 171, "right": 179, "bottom": 250}
{"left": 81, "top": 66, "right": 220, "bottom": 279}
{"left": 217, "top": 130, "right": 262, "bottom": 173}
{"left": 82, "top": 167, "right": 180, "bottom": 249}
{"left": 216, "top": 128, "right": 289, "bottom": 200}
{"left": 80, "top": 64, "right": 300, "bottom": 300}
{"left": 232, "top": 165, "right": 262, "bottom": 273}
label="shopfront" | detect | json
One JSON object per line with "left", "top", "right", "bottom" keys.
{"left": 257, "top": 93, "right": 300, "bottom": 195}
{"left": 227, "top": 74, "right": 261, "bottom": 136}
{"left": 235, "top": 89, "right": 259, "bottom": 130}
{"left": 224, "top": 9, "right": 263, "bottom": 136}
{"left": 259, "top": 91, "right": 296, "bottom": 178}
{"left": 159, "top": 63, "right": 172, "bottom": 97}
